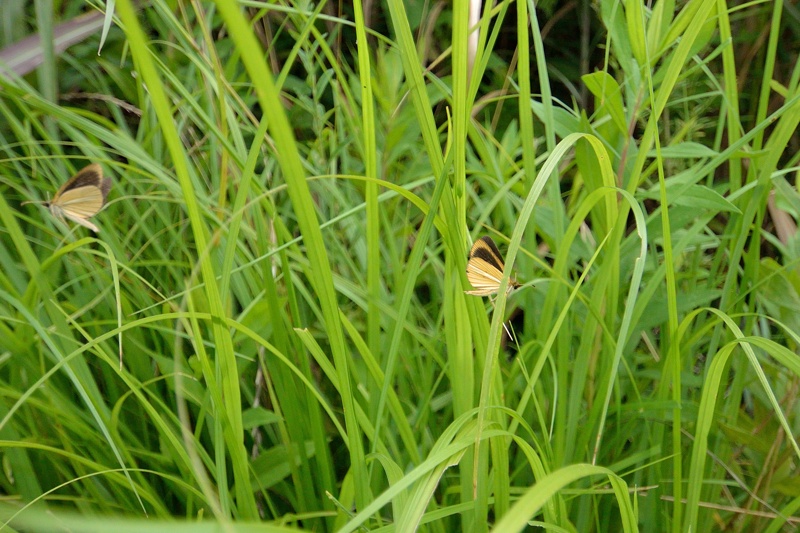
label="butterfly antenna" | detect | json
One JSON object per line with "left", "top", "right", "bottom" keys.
{"left": 503, "top": 319, "right": 520, "bottom": 349}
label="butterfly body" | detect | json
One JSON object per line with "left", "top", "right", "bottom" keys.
{"left": 465, "top": 236, "right": 520, "bottom": 296}
{"left": 42, "top": 163, "right": 111, "bottom": 233}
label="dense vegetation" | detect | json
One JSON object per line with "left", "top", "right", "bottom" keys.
{"left": 0, "top": 0, "right": 798, "bottom": 531}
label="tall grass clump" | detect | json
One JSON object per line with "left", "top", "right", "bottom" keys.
{"left": 0, "top": 0, "right": 798, "bottom": 531}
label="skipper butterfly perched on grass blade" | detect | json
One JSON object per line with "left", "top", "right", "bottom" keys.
{"left": 37, "top": 163, "right": 112, "bottom": 233}
{"left": 465, "top": 236, "right": 520, "bottom": 296}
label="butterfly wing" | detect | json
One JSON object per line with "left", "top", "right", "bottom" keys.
{"left": 52, "top": 164, "right": 105, "bottom": 197}
{"left": 465, "top": 236, "right": 519, "bottom": 296}
{"left": 465, "top": 237, "right": 505, "bottom": 295}
{"left": 48, "top": 164, "right": 111, "bottom": 233}
{"left": 55, "top": 186, "right": 105, "bottom": 217}
{"left": 465, "top": 261, "right": 504, "bottom": 295}
{"left": 59, "top": 209, "right": 101, "bottom": 233}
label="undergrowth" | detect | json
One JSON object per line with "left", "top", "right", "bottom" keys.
{"left": 0, "top": 0, "right": 798, "bottom": 532}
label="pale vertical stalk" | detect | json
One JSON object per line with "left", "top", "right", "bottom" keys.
{"left": 467, "top": 0, "right": 480, "bottom": 87}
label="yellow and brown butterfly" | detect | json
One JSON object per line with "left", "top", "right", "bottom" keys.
{"left": 24, "top": 163, "right": 112, "bottom": 233}
{"left": 464, "top": 236, "right": 520, "bottom": 296}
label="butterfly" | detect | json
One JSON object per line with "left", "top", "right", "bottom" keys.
{"left": 465, "top": 236, "right": 520, "bottom": 296}
{"left": 33, "top": 163, "right": 112, "bottom": 233}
